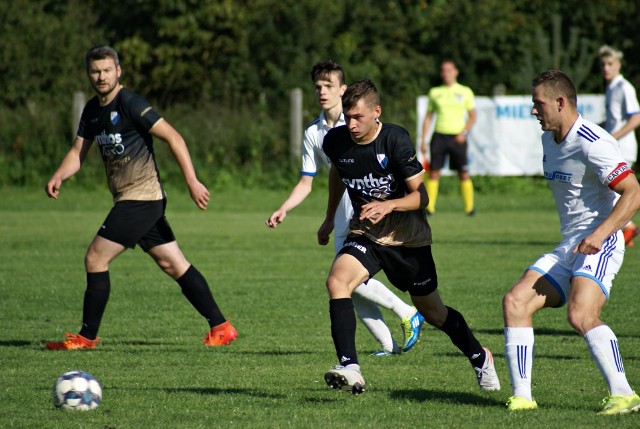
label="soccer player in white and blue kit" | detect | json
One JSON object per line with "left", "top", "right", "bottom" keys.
{"left": 267, "top": 61, "right": 424, "bottom": 356}
{"left": 600, "top": 45, "right": 640, "bottom": 246}
{"left": 503, "top": 70, "right": 640, "bottom": 414}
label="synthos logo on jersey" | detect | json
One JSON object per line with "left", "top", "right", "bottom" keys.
{"left": 95, "top": 130, "right": 125, "bottom": 156}
{"left": 342, "top": 173, "right": 396, "bottom": 199}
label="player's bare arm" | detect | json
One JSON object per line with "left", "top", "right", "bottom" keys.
{"left": 266, "top": 175, "right": 314, "bottom": 228}
{"left": 455, "top": 108, "right": 476, "bottom": 144}
{"left": 45, "top": 136, "right": 92, "bottom": 199}
{"left": 317, "top": 166, "right": 344, "bottom": 245}
{"left": 420, "top": 111, "right": 433, "bottom": 158}
{"left": 360, "top": 176, "right": 428, "bottom": 225}
{"left": 611, "top": 113, "right": 640, "bottom": 141}
{"left": 574, "top": 174, "right": 640, "bottom": 254}
{"left": 151, "top": 119, "right": 210, "bottom": 210}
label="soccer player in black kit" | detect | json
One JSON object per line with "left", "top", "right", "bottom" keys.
{"left": 318, "top": 79, "right": 500, "bottom": 394}
{"left": 45, "top": 46, "right": 237, "bottom": 350}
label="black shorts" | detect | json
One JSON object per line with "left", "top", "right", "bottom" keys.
{"left": 97, "top": 199, "right": 176, "bottom": 252}
{"left": 430, "top": 132, "right": 468, "bottom": 171}
{"left": 338, "top": 235, "right": 438, "bottom": 296}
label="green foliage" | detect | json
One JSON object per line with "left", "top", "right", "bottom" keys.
{"left": 2, "top": 186, "right": 640, "bottom": 427}
{"left": 1, "top": 0, "right": 639, "bottom": 187}
{"left": 518, "top": 14, "right": 596, "bottom": 93}
{"left": 0, "top": 0, "right": 101, "bottom": 107}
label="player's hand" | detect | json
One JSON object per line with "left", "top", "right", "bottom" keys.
{"left": 188, "top": 181, "right": 210, "bottom": 210}
{"left": 266, "top": 210, "right": 286, "bottom": 228}
{"left": 454, "top": 133, "right": 467, "bottom": 144}
{"left": 360, "top": 201, "right": 392, "bottom": 224}
{"left": 572, "top": 233, "right": 605, "bottom": 255}
{"left": 420, "top": 142, "right": 428, "bottom": 159}
{"left": 317, "top": 219, "right": 334, "bottom": 245}
{"left": 45, "top": 176, "right": 62, "bottom": 199}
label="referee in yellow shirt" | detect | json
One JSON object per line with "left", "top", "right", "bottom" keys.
{"left": 420, "top": 59, "right": 476, "bottom": 216}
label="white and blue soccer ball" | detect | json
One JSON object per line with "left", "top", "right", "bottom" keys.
{"left": 53, "top": 370, "right": 102, "bottom": 411}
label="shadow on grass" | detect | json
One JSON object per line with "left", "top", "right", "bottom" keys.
{"left": 389, "top": 388, "right": 502, "bottom": 407}
{"left": 107, "top": 385, "right": 288, "bottom": 399}
{"left": 0, "top": 340, "right": 32, "bottom": 347}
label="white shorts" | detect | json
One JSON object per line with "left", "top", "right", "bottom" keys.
{"left": 528, "top": 230, "right": 624, "bottom": 306}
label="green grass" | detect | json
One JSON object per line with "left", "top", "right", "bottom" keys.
{"left": 1, "top": 179, "right": 639, "bottom": 428}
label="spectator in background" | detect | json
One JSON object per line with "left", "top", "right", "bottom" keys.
{"left": 420, "top": 60, "right": 476, "bottom": 216}
{"left": 599, "top": 45, "right": 640, "bottom": 246}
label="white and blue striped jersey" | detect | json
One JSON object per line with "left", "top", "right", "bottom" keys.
{"left": 542, "top": 115, "right": 633, "bottom": 254}
{"left": 301, "top": 111, "right": 352, "bottom": 249}
{"left": 605, "top": 75, "right": 640, "bottom": 163}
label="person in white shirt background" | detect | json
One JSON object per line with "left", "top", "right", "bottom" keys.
{"left": 599, "top": 45, "right": 640, "bottom": 246}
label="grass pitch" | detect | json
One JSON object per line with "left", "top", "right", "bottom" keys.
{"left": 1, "top": 179, "right": 639, "bottom": 428}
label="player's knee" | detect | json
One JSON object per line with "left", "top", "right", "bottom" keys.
{"left": 156, "top": 258, "right": 186, "bottom": 279}
{"left": 85, "top": 247, "right": 107, "bottom": 272}
{"left": 502, "top": 291, "right": 527, "bottom": 321}
{"left": 566, "top": 309, "right": 598, "bottom": 335}
{"left": 423, "top": 306, "right": 446, "bottom": 327}
{"left": 326, "top": 275, "right": 350, "bottom": 298}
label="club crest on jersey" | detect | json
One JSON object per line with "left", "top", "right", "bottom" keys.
{"left": 376, "top": 154, "right": 388, "bottom": 168}
{"left": 110, "top": 111, "right": 120, "bottom": 125}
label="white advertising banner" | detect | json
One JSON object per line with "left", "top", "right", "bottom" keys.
{"left": 416, "top": 95, "right": 605, "bottom": 176}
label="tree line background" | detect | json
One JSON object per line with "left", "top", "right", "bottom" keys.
{"left": 1, "top": 0, "right": 638, "bottom": 189}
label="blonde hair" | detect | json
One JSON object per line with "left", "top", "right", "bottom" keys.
{"left": 599, "top": 45, "right": 623, "bottom": 62}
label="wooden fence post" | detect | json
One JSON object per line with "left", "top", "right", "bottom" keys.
{"left": 289, "top": 88, "right": 303, "bottom": 161}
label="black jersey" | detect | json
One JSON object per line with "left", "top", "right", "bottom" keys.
{"left": 77, "top": 88, "right": 165, "bottom": 202}
{"left": 323, "top": 122, "right": 431, "bottom": 247}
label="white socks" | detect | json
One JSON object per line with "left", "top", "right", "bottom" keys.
{"left": 354, "top": 278, "right": 415, "bottom": 319}
{"left": 351, "top": 293, "right": 399, "bottom": 352}
{"left": 504, "top": 327, "right": 535, "bottom": 401}
{"left": 505, "top": 325, "right": 633, "bottom": 400}
{"left": 584, "top": 325, "right": 633, "bottom": 396}
{"left": 352, "top": 278, "right": 415, "bottom": 353}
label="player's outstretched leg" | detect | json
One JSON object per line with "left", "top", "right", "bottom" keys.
{"left": 354, "top": 278, "right": 425, "bottom": 353}
{"left": 352, "top": 293, "right": 399, "bottom": 355}
{"left": 175, "top": 265, "right": 237, "bottom": 346}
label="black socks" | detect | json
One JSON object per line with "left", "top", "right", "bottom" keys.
{"left": 177, "top": 265, "right": 225, "bottom": 328}
{"left": 79, "top": 271, "right": 110, "bottom": 340}
{"left": 438, "top": 306, "right": 485, "bottom": 367}
{"left": 329, "top": 298, "right": 358, "bottom": 366}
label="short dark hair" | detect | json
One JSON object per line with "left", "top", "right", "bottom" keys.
{"left": 311, "top": 60, "right": 346, "bottom": 86}
{"left": 342, "top": 79, "right": 380, "bottom": 112}
{"left": 85, "top": 45, "right": 120, "bottom": 71}
{"left": 532, "top": 70, "right": 577, "bottom": 107}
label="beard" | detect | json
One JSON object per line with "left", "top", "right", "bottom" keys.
{"left": 93, "top": 81, "right": 118, "bottom": 97}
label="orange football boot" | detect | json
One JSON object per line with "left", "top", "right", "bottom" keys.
{"left": 46, "top": 333, "right": 100, "bottom": 350}
{"left": 203, "top": 321, "right": 238, "bottom": 346}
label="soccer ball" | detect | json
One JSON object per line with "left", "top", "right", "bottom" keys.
{"left": 53, "top": 370, "right": 102, "bottom": 411}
